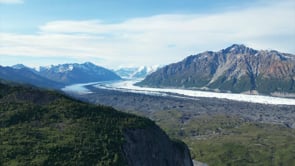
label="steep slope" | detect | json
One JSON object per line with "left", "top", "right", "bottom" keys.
{"left": 123, "top": 127, "right": 192, "bottom": 166}
{"left": 0, "top": 66, "right": 64, "bottom": 89}
{"left": 39, "top": 62, "right": 121, "bottom": 84}
{"left": 138, "top": 44, "right": 295, "bottom": 95}
{"left": 0, "top": 81, "right": 193, "bottom": 166}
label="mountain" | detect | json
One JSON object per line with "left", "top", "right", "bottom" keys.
{"left": 114, "top": 66, "right": 160, "bottom": 79}
{"left": 0, "top": 66, "right": 64, "bottom": 89}
{"left": 137, "top": 44, "right": 295, "bottom": 95}
{"left": 11, "top": 64, "right": 30, "bottom": 70}
{"left": 0, "top": 81, "right": 193, "bottom": 166}
{"left": 1, "top": 62, "right": 121, "bottom": 89}
{"left": 38, "top": 62, "right": 121, "bottom": 84}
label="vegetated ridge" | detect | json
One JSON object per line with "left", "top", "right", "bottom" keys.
{"left": 138, "top": 44, "right": 295, "bottom": 96}
{"left": 0, "top": 80, "right": 192, "bottom": 166}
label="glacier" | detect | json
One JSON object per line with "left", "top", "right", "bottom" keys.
{"left": 63, "top": 80, "right": 295, "bottom": 105}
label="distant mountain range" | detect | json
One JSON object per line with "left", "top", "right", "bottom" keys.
{"left": 138, "top": 44, "right": 295, "bottom": 96}
{"left": 114, "top": 66, "right": 160, "bottom": 79}
{"left": 38, "top": 62, "right": 121, "bottom": 84}
{"left": 0, "top": 66, "right": 63, "bottom": 89}
{"left": 2, "top": 44, "right": 295, "bottom": 96}
{"left": 0, "top": 62, "right": 121, "bottom": 89}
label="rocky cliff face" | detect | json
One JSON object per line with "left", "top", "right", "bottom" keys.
{"left": 123, "top": 126, "right": 193, "bottom": 166}
{"left": 138, "top": 44, "right": 295, "bottom": 95}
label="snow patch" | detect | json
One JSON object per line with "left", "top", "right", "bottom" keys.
{"left": 230, "top": 47, "right": 236, "bottom": 51}
{"left": 115, "top": 65, "right": 160, "bottom": 79}
{"left": 58, "top": 65, "right": 74, "bottom": 73}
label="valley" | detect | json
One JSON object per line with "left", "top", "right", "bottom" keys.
{"left": 63, "top": 80, "right": 295, "bottom": 165}
{"left": 2, "top": 0, "right": 295, "bottom": 165}
{"left": 1, "top": 44, "right": 295, "bottom": 165}
{"left": 64, "top": 80, "right": 295, "bottom": 128}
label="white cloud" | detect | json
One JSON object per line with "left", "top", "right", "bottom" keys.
{"left": 1, "top": 0, "right": 295, "bottom": 68}
{"left": 0, "top": 0, "right": 23, "bottom": 4}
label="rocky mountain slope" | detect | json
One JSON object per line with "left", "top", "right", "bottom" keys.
{"left": 138, "top": 44, "right": 295, "bottom": 95}
{"left": 0, "top": 80, "right": 193, "bottom": 166}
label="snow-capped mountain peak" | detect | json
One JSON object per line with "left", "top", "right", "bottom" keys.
{"left": 11, "top": 64, "right": 29, "bottom": 70}
{"left": 114, "top": 65, "right": 160, "bottom": 79}
{"left": 57, "top": 65, "right": 74, "bottom": 73}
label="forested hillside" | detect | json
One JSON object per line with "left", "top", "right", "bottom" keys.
{"left": 0, "top": 81, "right": 192, "bottom": 166}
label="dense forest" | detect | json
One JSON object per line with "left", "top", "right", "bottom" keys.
{"left": 0, "top": 81, "right": 154, "bottom": 165}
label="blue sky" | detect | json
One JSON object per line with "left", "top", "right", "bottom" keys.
{"left": 0, "top": 0, "right": 261, "bottom": 33}
{"left": 0, "top": 0, "right": 295, "bottom": 68}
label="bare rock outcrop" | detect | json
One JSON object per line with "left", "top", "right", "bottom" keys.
{"left": 123, "top": 126, "right": 193, "bottom": 166}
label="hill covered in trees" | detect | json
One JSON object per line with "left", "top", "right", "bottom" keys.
{"left": 0, "top": 81, "right": 192, "bottom": 166}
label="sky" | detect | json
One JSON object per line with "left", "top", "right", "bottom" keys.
{"left": 0, "top": 0, "right": 295, "bottom": 69}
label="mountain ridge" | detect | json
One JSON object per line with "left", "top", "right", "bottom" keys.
{"left": 137, "top": 44, "right": 295, "bottom": 95}
{"left": 0, "top": 66, "right": 64, "bottom": 89}
{"left": 39, "top": 62, "right": 121, "bottom": 84}
{"left": 0, "top": 62, "right": 121, "bottom": 89}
